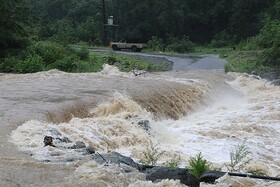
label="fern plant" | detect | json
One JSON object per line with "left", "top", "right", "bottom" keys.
{"left": 189, "top": 152, "right": 211, "bottom": 178}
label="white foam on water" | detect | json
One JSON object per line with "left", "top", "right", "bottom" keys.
{"left": 8, "top": 71, "right": 280, "bottom": 186}
{"left": 10, "top": 93, "right": 153, "bottom": 161}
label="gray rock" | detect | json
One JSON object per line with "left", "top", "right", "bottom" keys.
{"left": 84, "top": 146, "right": 95, "bottom": 154}
{"left": 92, "top": 152, "right": 141, "bottom": 170}
{"left": 270, "top": 79, "right": 280, "bottom": 86}
{"left": 71, "top": 141, "right": 86, "bottom": 149}
{"left": 43, "top": 136, "right": 56, "bottom": 147}
{"left": 57, "top": 137, "right": 72, "bottom": 143}
{"left": 48, "top": 128, "right": 72, "bottom": 143}
{"left": 262, "top": 72, "right": 278, "bottom": 81}
{"left": 138, "top": 120, "right": 151, "bottom": 131}
{"left": 249, "top": 75, "right": 260, "bottom": 80}
{"left": 251, "top": 71, "right": 258, "bottom": 75}
{"left": 146, "top": 166, "right": 200, "bottom": 187}
{"left": 48, "top": 128, "right": 62, "bottom": 136}
{"left": 91, "top": 152, "right": 200, "bottom": 186}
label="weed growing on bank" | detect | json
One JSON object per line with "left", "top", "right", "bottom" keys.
{"left": 163, "top": 154, "right": 181, "bottom": 168}
{"left": 225, "top": 142, "right": 252, "bottom": 172}
{"left": 140, "top": 140, "right": 165, "bottom": 166}
{"left": 188, "top": 152, "right": 212, "bottom": 178}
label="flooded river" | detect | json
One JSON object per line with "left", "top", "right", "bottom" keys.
{"left": 1, "top": 55, "right": 280, "bottom": 186}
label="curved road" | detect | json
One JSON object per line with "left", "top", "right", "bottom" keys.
{"left": 91, "top": 48, "right": 227, "bottom": 71}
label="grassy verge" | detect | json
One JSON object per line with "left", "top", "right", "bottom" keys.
{"left": 193, "top": 46, "right": 278, "bottom": 77}
{"left": 88, "top": 52, "right": 172, "bottom": 73}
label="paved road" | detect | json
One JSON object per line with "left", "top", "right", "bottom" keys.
{"left": 90, "top": 48, "right": 227, "bottom": 71}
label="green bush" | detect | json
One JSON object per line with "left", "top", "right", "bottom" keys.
{"left": 147, "top": 36, "right": 165, "bottom": 51}
{"left": 188, "top": 152, "right": 211, "bottom": 178}
{"left": 76, "top": 47, "right": 90, "bottom": 61}
{"left": 28, "top": 41, "right": 68, "bottom": 65}
{"left": 48, "top": 56, "right": 79, "bottom": 72}
{"left": 13, "top": 54, "right": 44, "bottom": 73}
{"left": 210, "top": 31, "right": 233, "bottom": 48}
{"left": 166, "top": 36, "right": 195, "bottom": 53}
{"left": 256, "top": 19, "right": 280, "bottom": 66}
{"left": 75, "top": 17, "right": 101, "bottom": 45}
{"left": 50, "top": 18, "right": 76, "bottom": 45}
{"left": 0, "top": 56, "right": 21, "bottom": 73}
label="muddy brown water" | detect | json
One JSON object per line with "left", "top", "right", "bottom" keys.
{"left": 1, "top": 57, "right": 280, "bottom": 186}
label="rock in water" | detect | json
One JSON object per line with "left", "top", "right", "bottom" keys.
{"left": 43, "top": 136, "right": 56, "bottom": 147}
{"left": 91, "top": 152, "right": 200, "bottom": 186}
{"left": 84, "top": 146, "right": 95, "bottom": 154}
{"left": 92, "top": 152, "right": 141, "bottom": 170}
{"left": 71, "top": 141, "right": 86, "bottom": 149}
{"left": 146, "top": 166, "right": 200, "bottom": 187}
{"left": 270, "top": 79, "right": 280, "bottom": 86}
{"left": 138, "top": 120, "right": 151, "bottom": 131}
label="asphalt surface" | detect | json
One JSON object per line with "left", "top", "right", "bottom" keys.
{"left": 90, "top": 48, "right": 227, "bottom": 71}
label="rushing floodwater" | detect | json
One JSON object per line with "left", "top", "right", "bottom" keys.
{"left": 1, "top": 64, "right": 280, "bottom": 187}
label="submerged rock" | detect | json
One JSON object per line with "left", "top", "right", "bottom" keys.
{"left": 71, "top": 141, "right": 86, "bottom": 149}
{"left": 262, "top": 72, "right": 278, "bottom": 81}
{"left": 84, "top": 146, "right": 96, "bottom": 154}
{"left": 48, "top": 128, "right": 62, "bottom": 136}
{"left": 138, "top": 120, "right": 151, "bottom": 131}
{"left": 270, "top": 79, "right": 280, "bottom": 86}
{"left": 48, "top": 128, "right": 72, "bottom": 143}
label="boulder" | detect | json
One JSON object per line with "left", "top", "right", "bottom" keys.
{"left": 43, "top": 136, "right": 56, "bottom": 147}
{"left": 262, "top": 72, "right": 278, "bottom": 81}
{"left": 71, "top": 141, "right": 86, "bottom": 149}
{"left": 92, "top": 152, "right": 141, "bottom": 170}
{"left": 145, "top": 166, "right": 200, "bottom": 187}
{"left": 48, "top": 128, "right": 72, "bottom": 143}
{"left": 91, "top": 152, "right": 199, "bottom": 186}
{"left": 84, "top": 146, "right": 96, "bottom": 154}
{"left": 200, "top": 171, "right": 226, "bottom": 183}
{"left": 270, "top": 79, "right": 280, "bottom": 86}
{"left": 138, "top": 120, "right": 151, "bottom": 131}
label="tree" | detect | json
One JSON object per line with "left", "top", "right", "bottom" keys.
{"left": 256, "top": 0, "right": 280, "bottom": 66}
{"left": 0, "top": 0, "right": 33, "bottom": 58}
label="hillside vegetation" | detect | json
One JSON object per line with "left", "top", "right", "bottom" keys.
{"left": 0, "top": 0, "right": 279, "bottom": 76}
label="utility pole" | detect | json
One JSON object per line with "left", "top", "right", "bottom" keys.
{"left": 102, "top": 0, "right": 108, "bottom": 46}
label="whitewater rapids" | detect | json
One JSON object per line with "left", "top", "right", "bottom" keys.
{"left": 1, "top": 65, "right": 280, "bottom": 186}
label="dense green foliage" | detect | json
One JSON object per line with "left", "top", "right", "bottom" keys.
{"left": 0, "top": 0, "right": 33, "bottom": 58}
{"left": 255, "top": 1, "right": 280, "bottom": 68}
{"left": 0, "top": 41, "right": 167, "bottom": 73}
{"left": 21, "top": 0, "right": 272, "bottom": 45}
{"left": 1, "top": 0, "right": 280, "bottom": 74}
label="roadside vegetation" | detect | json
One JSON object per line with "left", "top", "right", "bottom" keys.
{"left": 1, "top": 0, "right": 279, "bottom": 77}
{"left": 0, "top": 41, "right": 169, "bottom": 73}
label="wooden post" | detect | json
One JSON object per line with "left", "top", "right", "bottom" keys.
{"left": 102, "top": 0, "right": 107, "bottom": 46}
